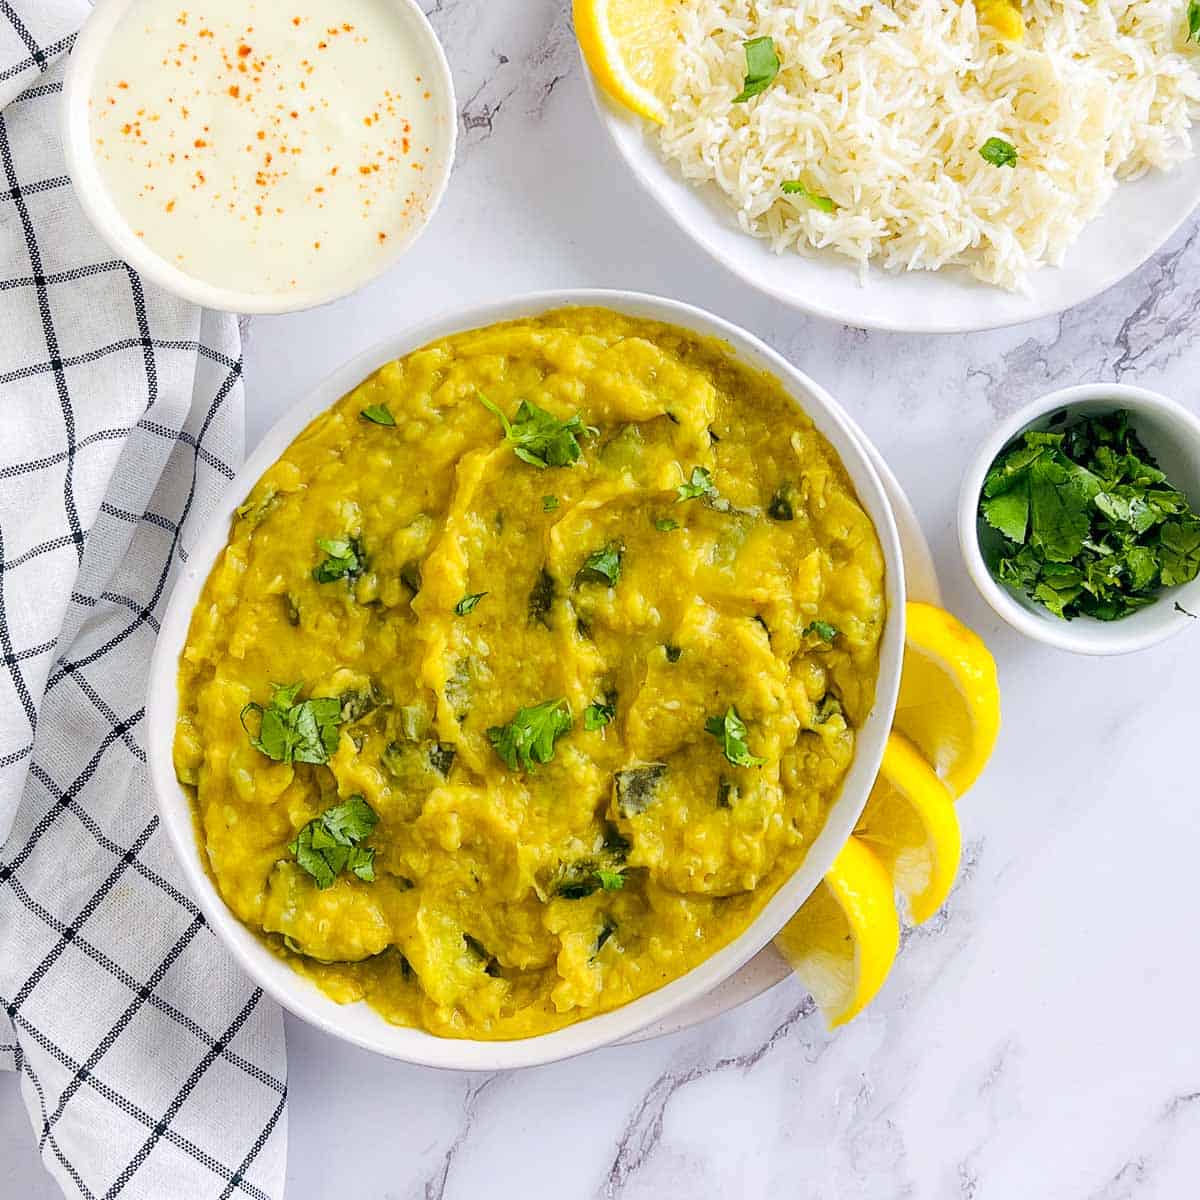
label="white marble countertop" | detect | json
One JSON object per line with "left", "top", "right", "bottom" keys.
{"left": 6, "top": 1, "right": 1200, "bottom": 1195}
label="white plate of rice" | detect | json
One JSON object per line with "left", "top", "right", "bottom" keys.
{"left": 583, "top": 0, "right": 1200, "bottom": 332}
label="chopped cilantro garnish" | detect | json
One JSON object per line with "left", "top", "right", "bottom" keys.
{"left": 802, "top": 620, "right": 839, "bottom": 643}
{"left": 733, "top": 36, "right": 780, "bottom": 103}
{"left": 704, "top": 705, "right": 767, "bottom": 768}
{"left": 980, "top": 137, "right": 1018, "bottom": 168}
{"left": 479, "top": 394, "right": 595, "bottom": 469}
{"left": 486, "top": 698, "right": 572, "bottom": 772}
{"left": 677, "top": 466, "right": 717, "bottom": 502}
{"left": 360, "top": 404, "right": 395, "bottom": 426}
{"left": 557, "top": 867, "right": 624, "bottom": 900}
{"left": 240, "top": 683, "right": 342, "bottom": 765}
{"left": 1159, "top": 517, "right": 1200, "bottom": 586}
{"left": 555, "top": 828, "right": 629, "bottom": 899}
{"left": 576, "top": 542, "right": 623, "bottom": 587}
{"left": 979, "top": 409, "right": 1200, "bottom": 620}
{"left": 781, "top": 180, "right": 836, "bottom": 212}
{"left": 584, "top": 697, "right": 616, "bottom": 730}
{"left": 288, "top": 795, "right": 378, "bottom": 890}
{"left": 454, "top": 591, "right": 487, "bottom": 616}
{"left": 312, "top": 535, "right": 365, "bottom": 584}
{"left": 543, "top": 494, "right": 560, "bottom": 511}
{"left": 654, "top": 516, "right": 679, "bottom": 532}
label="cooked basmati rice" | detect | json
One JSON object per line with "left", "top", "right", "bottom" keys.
{"left": 659, "top": 0, "right": 1200, "bottom": 289}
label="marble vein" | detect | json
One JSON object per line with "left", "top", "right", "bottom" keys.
{"left": 598, "top": 996, "right": 821, "bottom": 1198}
{"left": 1087, "top": 1091, "right": 1200, "bottom": 1200}
{"left": 421, "top": 1074, "right": 498, "bottom": 1200}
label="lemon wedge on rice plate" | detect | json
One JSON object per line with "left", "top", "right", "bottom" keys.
{"left": 573, "top": 0, "right": 682, "bottom": 123}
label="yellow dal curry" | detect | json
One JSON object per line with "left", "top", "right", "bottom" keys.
{"left": 175, "top": 309, "right": 885, "bottom": 1039}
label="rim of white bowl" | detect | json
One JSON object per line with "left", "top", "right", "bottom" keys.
{"left": 146, "top": 288, "right": 907, "bottom": 1070}
{"left": 61, "top": 0, "right": 457, "bottom": 315}
{"left": 958, "top": 382, "right": 1200, "bottom": 656}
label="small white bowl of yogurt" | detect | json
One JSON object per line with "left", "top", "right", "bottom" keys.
{"left": 63, "top": 0, "right": 456, "bottom": 314}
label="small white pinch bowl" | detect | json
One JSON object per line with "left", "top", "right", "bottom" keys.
{"left": 62, "top": 0, "right": 456, "bottom": 315}
{"left": 147, "top": 289, "right": 906, "bottom": 1070}
{"left": 958, "top": 383, "right": 1200, "bottom": 656}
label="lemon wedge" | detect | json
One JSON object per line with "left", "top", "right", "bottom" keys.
{"left": 854, "top": 732, "right": 961, "bottom": 924}
{"left": 573, "top": 0, "right": 681, "bottom": 123}
{"left": 777, "top": 605, "right": 994, "bottom": 1025}
{"left": 774, "top": 836, "right": 899, "bottom": 1028}
{"left": 892, "top": 602, "right": 1000, "bottom": 799}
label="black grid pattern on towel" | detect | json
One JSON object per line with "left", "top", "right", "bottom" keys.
{"left": 0, "top": 10, "right": 286, "bottom": 1197}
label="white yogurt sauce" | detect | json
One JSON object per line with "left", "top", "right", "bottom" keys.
{"left": 88, "top": 0, "right": 446, "bottom": 298}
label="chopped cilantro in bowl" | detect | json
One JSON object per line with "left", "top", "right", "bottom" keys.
{"left": 978, "top": 409, "right": 1200, "bottom": 621}
{"left": 964, "top": 390, "right": 1200, "bottom": 653}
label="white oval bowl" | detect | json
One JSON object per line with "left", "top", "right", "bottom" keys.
{"left": 958, "top": 383, "right": 1200, "bottom": 655}
{"left": 147, "top": 289, "right": 906, "bottom": 1069}
{"left": 581, "top": 66, "right": 1200, "bottom": 334}
{"left": 62, "top": 0, "right": 457, "bottom": 315}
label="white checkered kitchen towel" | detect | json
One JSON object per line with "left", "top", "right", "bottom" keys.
{"left": 0, "top": 5, "right": 287, "bottom": 1198}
